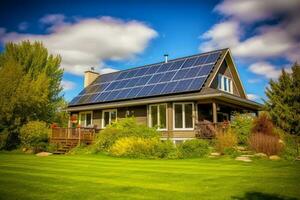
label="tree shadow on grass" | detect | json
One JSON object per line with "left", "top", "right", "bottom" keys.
{"left": 232, "top": 192, "right": 299, "bottom": 200}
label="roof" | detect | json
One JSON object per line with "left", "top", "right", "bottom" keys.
{"left": 69, "top": 48, "right": 228, "bottom": 107}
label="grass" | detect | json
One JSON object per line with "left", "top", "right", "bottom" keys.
{"left": 0, "top": 152, "right": 299, "bottom": 200}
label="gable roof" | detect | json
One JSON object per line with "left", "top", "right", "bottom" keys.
{"left": 69, "top": 48, "right": 231, "bottom": 107}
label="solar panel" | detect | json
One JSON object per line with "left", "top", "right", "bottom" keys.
{"left": 69, "top": 50, "right": 222, "bottom": 106}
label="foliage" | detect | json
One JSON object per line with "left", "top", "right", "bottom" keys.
{"left": 93, "top": 117, "right": 159, "bottom": 152}
{"left": 0, "top": 41, "right": 63, "bottom": 149}
{"left": 215, "top": 129, "right": 238, "bottom": 154}
{"left": 19, "top": 121, "right": 50, "bottom": 153}
{"left": 251, "top": 112, "right": 275, "bottom": 136}
{"left": 223, "top": 147, "right": 241, "bottom": 158}
{"left": 231, "top": 113, "right": 254, "bottom": 145}
{"left": 0, "top": 129, "right": 9, "bottom": 150}
{"left": 177, "top": 139, "right": 210, "bottom": 158}
{"left": 68, "top": 143, "right": 96, "bottom": 155}
{"left": 52, "top": 99, "right": 69, "bottom": 127}
{"left": 195, "top": 120, "right": 216, "bottom": 139}
{"left": 281, "top": 134, "right": 300, "bottom": 160}
{"left": 110, "top": 137, "right": 159, "bottom": 158}
{"left": 109, "top": 137, "right": 177, "bottom": 159}
{"left": 264, "top": 63, "right": 300, "bottom": 135}
{"left": 248, "top": 133, "right": 283, "bottom": 156}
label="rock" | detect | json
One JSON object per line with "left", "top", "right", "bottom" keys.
{"left": 236, "top": 146, "right": 246, "bottom": 151}
{"left": 210, "top": 152, "right": 221, "bottom": 156}
{"left": 235, "top": 156, "right": 252, "bottom": 162}
{"left": 254, "top": 153, "right": 268, "bottom": 158}
{"left": 240, "top": 154, "right": 254, "bottom": 157}
{"left": 269, "top": 155, "right": 281, "bottom": 160}
{"left": 36, "top": 152, "right": 53, "bottom": 157}
{"left": 22, "top": 147, "right": 27, "bottom": 152}
{"left": 296, "top": 156, "right": 300, "bottom": 161}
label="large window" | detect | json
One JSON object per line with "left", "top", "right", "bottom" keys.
{"left": 102, "top": 109, "right": 117, "bottom": 128}
{"left": 149, "top": 104, "right": 167, "bottom": 130}
{"left": 218, "top": 74, "right": 233, "bottom": 93}
{"left": 173, "top": 103, "right": 194, "bottom": 130}
{"left": 79, "top": 111, "right": 93, "bottom": 127}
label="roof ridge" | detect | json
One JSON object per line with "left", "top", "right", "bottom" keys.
{"left": 99, "top": 48, "right": 228, "bottom": 77}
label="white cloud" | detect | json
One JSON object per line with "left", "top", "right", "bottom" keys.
{"left": 100, "top": 67, "right": 119, "bottom": 74}
{"left": 247, "top": 79, "right": 261, "bottom": 84}
{"left": 199, "top": 0, "right": 300, "bottom": 64}
{"left": 215, "top": 0, "right": 300, "bottom": 23}
{"left": 248, "top": 62, "right": 282, "bottom": 79}
{"left": 247, "top": 93, "right": 260, "bottom": 101}
{"left": 61, "top": 80, "right": 76, "bottom": 91}
{"left": 18, "top": 22, "right": 29, "bottom": 31}
{"left": 0, "top": 15, "right": 158, "bottom": 76}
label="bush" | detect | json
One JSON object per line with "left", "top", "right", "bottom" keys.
{"left": 215, "top": 129, "right": 237, "bottom": 154}
{"left": 110, "top": 137, "right": 158, "bottom": 158}
{"left": 19, "top": 121, "right": 50, "bottom": 153}
{"left": 231, "top": 113, "right": 254, "bottom": 145}
{"left": 281, "top": 134, "right": 300, "bottom": 160}
{"left": 248, "top": 133, "right": 283, "bottom": 156}
{"left": 0, "top": 129, "right": 9, "bottom": 150}
{"left": 178, "top": 139, "right": 210, "bottom": 158}
{"left": 251, "top": 112, "right": 275, "bottom": 136}
{"left": 93, "top": 117, "right": 159, "bottom": 152}
{"left": 223, "top": 147, "right": 241, "bottom": 158}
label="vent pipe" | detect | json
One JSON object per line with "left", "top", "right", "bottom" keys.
{"left": 164, "top": 54, "right": 168, "bottom": 63}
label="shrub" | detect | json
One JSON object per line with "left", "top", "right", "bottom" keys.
{"left": 0, "top": 129, "right": 9, "bottom": 150}
{"left": 248, "top": 133, "right": 283, "bottom": 156}
{"left": 223, "top": 147, "right": 241, "bottom": 158}
{"left": 215, "top": 129, "right": 237, "bottom": 154}
{"left": 110, "top": 137, "right": 159, "bottom": 158}
{"left": 154, "top": 140, "right": 178, "bottom": 159}
{"left": 281, "top": 134, "right": 300, "bottom": 160}
{"left": 178, "top": 139, "right": 210, "bottom": 158}
{"left": 19, "top": 121, "right": 50, "bottom": 153}
{"left": 231, "top": 113, "right": 254, "bottom": 145}
{"left": 195, "top": 120, "right": 216, "bottom": 139}
{"left": 251, "top": 112, "right": 275, "bottom": 136}
{"left": 93, "top": 117, "right": 159, "bottom": 152}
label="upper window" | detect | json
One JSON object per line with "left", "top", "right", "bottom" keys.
{"left": 102, "top": 109, "right": 117, "bottom": 128}
{"left": 149, "top": 104, "right": 167, "bottom": 130}
{"left": 173, "top": 103, "right": 194, "bottom": 130}
{"left": 79, "top": 111, "right": 93, "bottom": 127}
{"left": 218, "top": 74, "right": 233, "bottom": 93}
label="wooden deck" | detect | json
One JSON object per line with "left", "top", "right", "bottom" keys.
{"left": 50, "top": 128, "right": 96, "bottom": 150}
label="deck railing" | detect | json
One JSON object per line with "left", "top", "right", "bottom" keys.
{"left": 51, "top": 127, "right": 96, "bottom": 141}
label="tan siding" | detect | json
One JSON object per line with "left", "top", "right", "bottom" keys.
{"left": 210, "top": 61, "right": 241, "bottom": 97}
{"left": 117, "top": 105, "right": 147, "bottom": 124}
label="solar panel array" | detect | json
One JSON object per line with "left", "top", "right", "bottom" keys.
{"left": 69, "top": 51, "right": 222, "bottom": 106}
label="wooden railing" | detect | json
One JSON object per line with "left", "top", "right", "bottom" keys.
{"left": 51, "top": 127, "right": 96, "bottom": 141}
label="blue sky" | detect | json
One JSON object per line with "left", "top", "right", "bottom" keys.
{"left": 1, "top": 0, "right": 299, "bottom": 103}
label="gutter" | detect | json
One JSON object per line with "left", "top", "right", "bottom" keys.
{"left": 67, "top": 93, "right": 262, "bottom": 112}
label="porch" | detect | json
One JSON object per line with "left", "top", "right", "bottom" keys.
{"left": 50, "top": 128, "right": 97, "bottom": 151}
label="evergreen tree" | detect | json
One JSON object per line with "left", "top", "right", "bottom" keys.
{"left": 0, "top": 41, "right": 63, "bottom": 149}
{"left": 265, "top": 63, "right": 300, "bottom": 135}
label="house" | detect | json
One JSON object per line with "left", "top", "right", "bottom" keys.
{"left": 65, "top": 48, "right": 261, "bottom": 144}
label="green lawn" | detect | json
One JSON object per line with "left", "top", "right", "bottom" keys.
{"left": 0, "top": 153, "right": 299, "bottom": 200}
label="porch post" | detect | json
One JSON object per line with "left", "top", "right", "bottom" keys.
{"left": 212, "top": 101, "right": 217, "bottom": 123}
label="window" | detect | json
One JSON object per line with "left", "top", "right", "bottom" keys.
{"left": 173, "top": 103, "right": 194, "bottom": 130}
{"left": 218, "top": 74, "right": 233, "bottom": 93}
{"left": 149, "top": 104, "right": 167, "bottom": 130}
{"left": 79, "top": 111, "right": 93, "bottom": 127}
{"left": 102, "top": 109, "right": 117, "bottom": 128}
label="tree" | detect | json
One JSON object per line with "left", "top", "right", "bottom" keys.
{"left": 265, "top": 63, "right": 300, "bottom": 135}
{"left": 0, "top": 41, "right": 63, "bottom": 149}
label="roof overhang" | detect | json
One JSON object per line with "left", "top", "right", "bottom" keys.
{"left": 67, "top": 92, "right": 262, "bottom": 112}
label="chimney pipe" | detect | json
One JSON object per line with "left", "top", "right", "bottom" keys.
{"left": 164, "top": 54, "right": 168, "bottom": 63}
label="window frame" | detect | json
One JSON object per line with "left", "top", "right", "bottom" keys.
{"left": 173, "top": 102, "right": 194, "bottom": 131}
{"left": 218, "top": 74, "right": 233, "bottom": 94}
{"left": 79, "top": 111, "right": 93, "bottom": 127}
{"left": 101, "top": 109, "right": 117, "bottom": 128}
{"left": 148, "top": 103, "right": 167, "bottom": 131}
